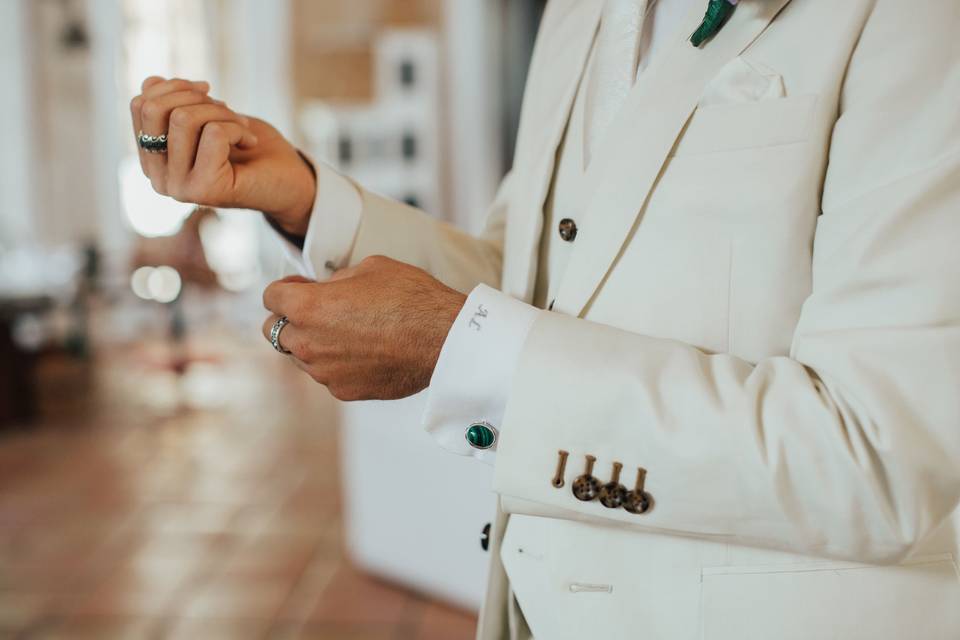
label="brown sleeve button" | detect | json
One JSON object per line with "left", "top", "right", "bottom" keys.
{"left": 572, "top": 455, "right": 601, "bottom": 501}
{"left": 558, "top": 218, "right": 578, "bottom": 242}
{"left": 598, "top": 461, "right": 628, "bottom": 509}
{"left": 623, "top": 467, "right": 654, "bottom": 515}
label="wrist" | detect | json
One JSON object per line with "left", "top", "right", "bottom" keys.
{"left": 265, "top": 150, "right": 316, "bottom": 238}
{"left": 428, "top": 288, "right": 467, "bottom": 368}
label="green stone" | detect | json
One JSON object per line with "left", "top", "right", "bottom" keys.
{"left": 466, "top": 423, "right": 497, "bottom": 449}
{"left": 690, "top": 0, "right": 736, "bottom": 47}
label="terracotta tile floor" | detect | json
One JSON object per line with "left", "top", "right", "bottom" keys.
{"left": 0, "top": 326, "right": 477, "bottom": 639}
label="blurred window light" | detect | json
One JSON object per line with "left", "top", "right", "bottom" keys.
{"left": 130, "top": 265, "right": 154, "bottom": 300}
{"left": 130, "top": 264, "right": 181, "bottom": 303}
{"left": 121, "top": 0, "right": 213, "bottom": 105}
{"left": 12, "top": 314, "right": 46, "bottom": 351}
{"left": 119, "top": 0, "right": 215, "bottom": 238}
{"left": 0, "top": 246, "right": 81, "bottom": 298}
{"left": 198, "top": 211, "right": 260, "bottom": 292}
{"left": 119, "top": 156, "right": 193, "bottom": 237}
{"left": 147, "top": 265, "right": 182, "bottom": 303}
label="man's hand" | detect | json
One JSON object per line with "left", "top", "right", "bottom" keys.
{"left": 261, "top": 256, "right": 467, "bottom": 401}
{"left": 129, "top": 76, "right": 316, "bottom": 236}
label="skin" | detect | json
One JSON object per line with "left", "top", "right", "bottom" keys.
{"left": 131, "top": 76, "right": 465, "bottom": 400}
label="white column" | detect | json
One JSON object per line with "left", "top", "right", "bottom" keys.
{"left": 221, "top": 0, "right": 294, "bottom": 135}
{"left": 442, "top": 0, "right": 504, "bottom": 233}
{"left": 0, "top": 0, "right": 36, "bottom": 247}
{"left": 86, "top": 0, "right": 128, "bottom": 261}
{"left": 217, "top": 0, "right": 294, "bottom": 276}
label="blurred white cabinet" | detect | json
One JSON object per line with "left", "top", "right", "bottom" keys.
{"left": 339, "top": 393, "right": 497, "bottom": 611}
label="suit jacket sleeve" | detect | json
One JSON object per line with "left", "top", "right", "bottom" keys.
{"left": 491, "top": 0, "right": 960, "bottom": 564}
{"left": 295, "top": 164, "right": 508, "bottom": 295}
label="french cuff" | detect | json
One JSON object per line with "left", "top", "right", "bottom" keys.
{"left": 422, "top": 283, "right": 540, "bottom": 465}
{"left": 271, "top": 154, "right": 363, "bottom": 280}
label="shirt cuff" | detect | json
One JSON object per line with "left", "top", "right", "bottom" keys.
{"left": 271, "top": 154, "right": 363, "bottom": 280}
{"left": 422, "top": 284, "right": 540, "bottom": 465}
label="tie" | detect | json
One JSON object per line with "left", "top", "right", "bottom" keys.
{"left": 584, "top": 0, "right": 649, "bottom": 166}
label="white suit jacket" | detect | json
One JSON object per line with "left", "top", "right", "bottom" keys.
{"left": 296, "top": 0, "right": 960, "bottom": 637}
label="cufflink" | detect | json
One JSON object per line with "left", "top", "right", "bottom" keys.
{"left": 598, "top": 461, "right": 628, "bottom": 509}
{"left": 572, "top": 454, "right": 601, "bottom": 501}
{"left": 623, "top": 467, "right": 654, "bottom": 515}
{"left": 465, "top": 421, "right": 498, "bottom": 450}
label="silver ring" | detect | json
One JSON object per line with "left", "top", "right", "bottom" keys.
{"left": 270, "top": 316, "right": 291, "bottom": 354}
{"left": 137, "top": 130, "right": 168, "bottom": 154}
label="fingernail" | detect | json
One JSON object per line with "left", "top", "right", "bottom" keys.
{"left": 250, "top": 135, "right": 259, "bottom": 145}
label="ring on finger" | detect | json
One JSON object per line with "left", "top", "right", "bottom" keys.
{"left": 270, "top": 316, "right": 291, "bottom": 354}
{"left": 137, "top": 130, "right": 168, "bottom": 154}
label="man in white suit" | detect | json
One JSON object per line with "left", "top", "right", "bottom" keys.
{"left": 130, "top": 0, "right": 960, "bottom": 637}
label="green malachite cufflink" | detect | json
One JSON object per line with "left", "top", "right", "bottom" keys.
{"left": 465, "top": 422, "right": 498, "bottom": 450}
{"left": 690, "top": 0, "right": 737, "bottom": 47}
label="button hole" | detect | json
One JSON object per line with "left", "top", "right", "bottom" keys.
{"left": 569, "top": 582, "right": 613, "bottom": 594}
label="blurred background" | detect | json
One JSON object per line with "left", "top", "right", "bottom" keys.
{"left": 0, "top": 1, "right": 545, "bottom": 638}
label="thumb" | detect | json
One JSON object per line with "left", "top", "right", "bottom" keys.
{"left": 278, "top": 275, "right": 314, "bottom": 285}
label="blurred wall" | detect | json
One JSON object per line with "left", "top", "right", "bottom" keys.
{"left": 0, "top": 0, "right": 36, "bottom": 247}
{"left": 292, "top": 0, "right": 442, "bottom": 105}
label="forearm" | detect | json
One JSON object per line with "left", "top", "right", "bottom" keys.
{"left": 347, "top": 187, "right": 502, "bottom": 294}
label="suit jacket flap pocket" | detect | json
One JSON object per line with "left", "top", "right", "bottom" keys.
{"left": 701, "top": 555, "right": 960, "bottom": 639}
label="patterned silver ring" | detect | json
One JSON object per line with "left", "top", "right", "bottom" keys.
{"left": 137, "top": 130, "right": 168, "bottom": 154}
{"left": 270, "top": 316, "right": 291, "bottom": 354}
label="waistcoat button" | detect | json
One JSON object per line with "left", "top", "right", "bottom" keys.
{"left": 558, "top": 218, "right": 578, "bottom": 242}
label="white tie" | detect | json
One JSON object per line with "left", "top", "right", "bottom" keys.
{"left": 584, "top": 0, "right": 649, "bottom": 166}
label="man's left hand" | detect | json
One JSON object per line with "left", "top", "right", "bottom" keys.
{"left": 262, "top": 256, "right": 466, "bottom": 401}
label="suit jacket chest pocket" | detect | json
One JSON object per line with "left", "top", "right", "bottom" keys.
{"left": 671, "top": 94, "right": 818, "bottom": 158}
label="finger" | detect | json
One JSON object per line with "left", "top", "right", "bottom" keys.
{"left": 130, "top": 94, "right": 145, "bottom": 139}
{"left": 141, "top": 76, "right": 166, "bottom": 92}
{"left": 278, "top": 275, "right": 314, "bottom": 285}
{"left": 262, "top": 281, "right": 297, "bottom": 316}
{"left": 143, "top": 77, "right": 210, "bottom": 100}
{"left": 262, "top": 280, "right": 314, "bottom": 319}
{"left": 138, "top": 90, "right": 218, "bottom": 186}
{"left": 131, "top": 77, "right": 206, "bottom": 139}
{"left": 167, "top": 104, "right": 253, "bottom": 187}
{"left": 261, "top": 314, "right": 283, "bottom": 343}
{"left": 192, "top": 121, "right": 259, "bottom": 179}
{"left": 141, "top": 90, "right": 216, "bottom": 136}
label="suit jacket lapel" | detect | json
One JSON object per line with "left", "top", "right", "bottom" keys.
{"left": 552, "top": 0, "right": 794, "bottom": 317}
{"left": 501, "top": 0, "right": 603, "bottom": 303}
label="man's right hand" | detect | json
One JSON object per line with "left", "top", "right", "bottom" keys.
{"left": 130, "top": 76, "right": 316, "bottom": 237}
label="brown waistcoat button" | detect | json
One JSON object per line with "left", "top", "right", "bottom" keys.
{"left": 558, "top": 218, "right": 578, "bottom": 242}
